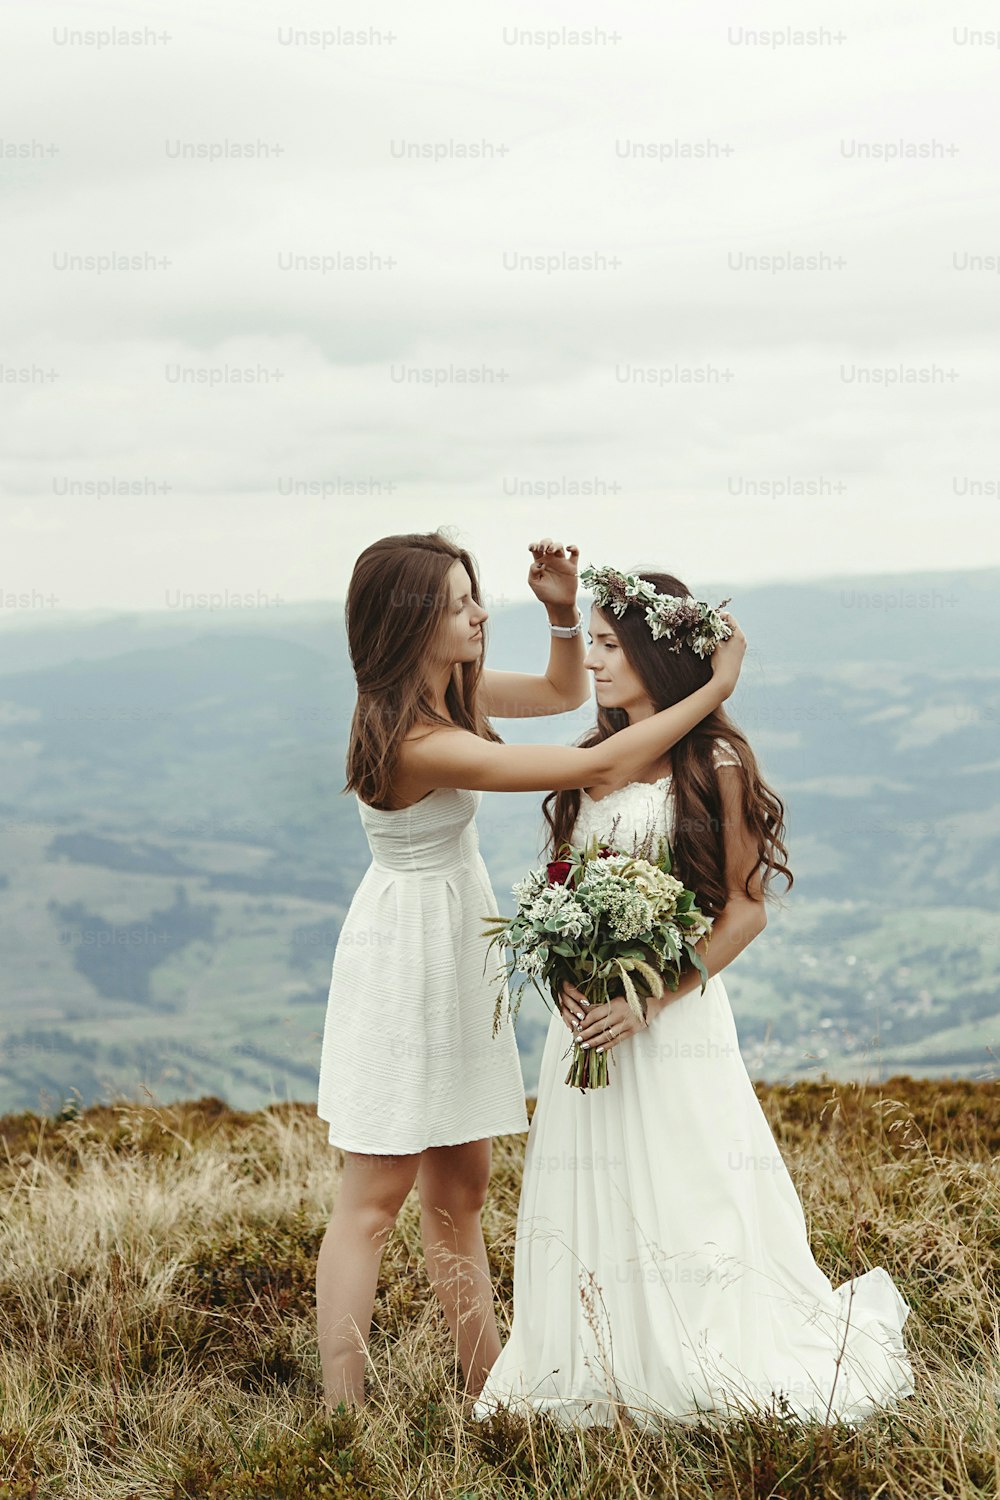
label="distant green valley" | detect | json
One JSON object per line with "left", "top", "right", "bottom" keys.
{"left": 0, "top": 567, "right": 996, "bottom": 1117}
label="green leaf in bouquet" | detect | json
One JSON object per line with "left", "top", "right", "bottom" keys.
{"left": 685, "top": 942, "right": 711, "bottom": 993}
{"left": 481, "top": 935, "right": 502, "bottom": 973}
{"left": 660, "top": 929, "right": 680, "bottom": 963}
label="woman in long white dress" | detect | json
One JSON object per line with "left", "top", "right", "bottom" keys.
{"left": 315, "top": 535, "right": 747, "bottom": 1411}
{"left": 474, "top": 565, "right": 915, "bottom": 1430}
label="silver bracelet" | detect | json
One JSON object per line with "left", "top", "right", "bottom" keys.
{"left": 550, "top": 608, "right": 582, "bottom": 638}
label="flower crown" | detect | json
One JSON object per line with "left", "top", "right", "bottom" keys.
{"left": 579, "top": 564, "right": 733, "bottom": 658}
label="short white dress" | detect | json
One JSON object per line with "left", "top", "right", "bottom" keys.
{"left": 474, "top": 739, "right": 915, "bottom": 1429}
{"left": 316, "top": 785, "right": 530, "bottom": 1154}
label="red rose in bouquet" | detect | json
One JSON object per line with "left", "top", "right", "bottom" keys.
{"left": 547, "top": 845, "right": 614, "bottom": 886}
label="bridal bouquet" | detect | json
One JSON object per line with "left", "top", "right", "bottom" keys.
{"left": 483, "top": 833, "right": 714, "bottom": 1091}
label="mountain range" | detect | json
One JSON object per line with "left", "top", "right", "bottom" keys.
{"left": 0, "top": 565, "right": 996, "bottom": 1119}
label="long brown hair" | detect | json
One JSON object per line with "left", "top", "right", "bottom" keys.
{"left": 343, "top": 529, "right": 503, "bottom": 808}
{"left": 541, "top": 569, "right": 793, "bottom": 918}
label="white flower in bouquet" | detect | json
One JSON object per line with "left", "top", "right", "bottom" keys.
{"left": 580, "top": 877, "right": 654, "bottom": 943}
{"left": 576, "top": 853, "right": 632, "bottom": 883}
{"left": 519, "top": 948, "right": 548, "bottom": 977}
{"left": 525, "top": 883, "right": 593, "bottom": 941}
{"left": 512, "top": 867, "right": 548, "bottom": 906}
{"left": 624, "top": 861, "right": 685, "bottom": 918}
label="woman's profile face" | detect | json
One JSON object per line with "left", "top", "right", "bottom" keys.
{"left": 582, "top": 606, "right": 651, "bottom": 718}
{"left": 433, "top": 560, "right": 489, "bottom": 667}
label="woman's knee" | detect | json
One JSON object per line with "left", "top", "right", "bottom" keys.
{"left": 418, "top": 1143, "right": 492, "bottom": 1220}
{"left": 337, "top": 1152, "right": 419, "bottom": 1239}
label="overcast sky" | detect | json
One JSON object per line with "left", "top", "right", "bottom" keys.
{"left": 3, "top": 0, "right": 999, "bottom": 619}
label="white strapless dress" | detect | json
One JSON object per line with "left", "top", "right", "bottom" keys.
{"left": 474, "top": 739, "right": 915, "bottom": 1429}
{"left": 316, "top": 786, "right": 529, "bottom": 1155}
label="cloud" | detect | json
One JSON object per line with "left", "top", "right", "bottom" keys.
{"left": 2, "top": 0, "right": 998, "bottom": 610}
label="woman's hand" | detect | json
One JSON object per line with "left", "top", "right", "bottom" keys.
{"left": 710, "top": 612, "right": 746, "bottom": 698}
{"left": 557, "top": 980, "right": 649, "bottom": 1054}
{"left": 557, "top": 978, "right": 587, "bottom": 1030}
{"left": 527, "top": 538, "right": 580, "bottom": 613}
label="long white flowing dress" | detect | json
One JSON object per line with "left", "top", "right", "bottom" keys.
{"left": 473, "top": 739, "right": 915, "bottom": 1429}
{"left": 316, "top": 786, "right": 529, "bottom": 1154}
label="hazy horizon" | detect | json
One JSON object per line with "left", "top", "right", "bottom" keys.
{"left": 2, "top": 558, "right": 995, "bottom": 632}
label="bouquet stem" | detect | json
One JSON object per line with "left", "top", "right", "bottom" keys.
{"left": 562, "top": 977, "right": 618, "bottom": 1093}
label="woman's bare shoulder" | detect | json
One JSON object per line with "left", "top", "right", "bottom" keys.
{"left": 394, "top": 722, "right": 465, "bottom": 801}
{"left": 399, "top": 721, "right": 462, "bottom": 751}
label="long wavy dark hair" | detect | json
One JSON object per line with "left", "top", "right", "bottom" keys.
{"left": 343, "top": 529, "right": 503, "bottom": 809}
{"left": 541, "top": 570, "right": 793, "bottom": 918}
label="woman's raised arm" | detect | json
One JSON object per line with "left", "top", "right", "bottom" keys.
{"left": 403, "top": 617, "right": 747, "bottom": 795}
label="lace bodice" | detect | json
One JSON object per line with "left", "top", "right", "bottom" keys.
{"left": 570, "top": 737, "right": 740, "bottom": 854}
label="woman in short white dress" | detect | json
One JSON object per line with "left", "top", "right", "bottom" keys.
{"left": 474, "top": 565, "right": 915, "bottom": 1429}
{"left": 313, "top": 531, "right": 747, "bottom": 1410}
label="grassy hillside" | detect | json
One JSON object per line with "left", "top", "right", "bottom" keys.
{"left": 0, "top": 1078, "right": 997, "bottom": 1498}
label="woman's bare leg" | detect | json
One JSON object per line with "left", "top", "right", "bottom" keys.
{"left": 316, "top": 1148, "right": 421, "bottom": 1410}
{"left": 416, "top": 1138, "right": 501, "bottom": 1398}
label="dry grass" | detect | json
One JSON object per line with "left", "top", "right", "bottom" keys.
{"left": 1, "top": 1076, "right": 998, "bottom": 1498}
